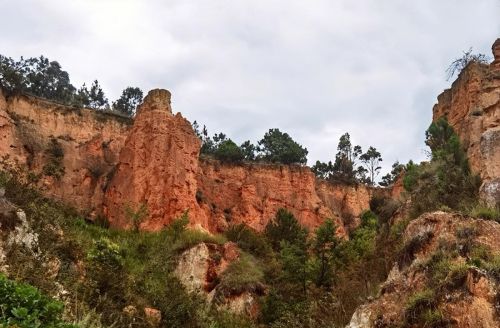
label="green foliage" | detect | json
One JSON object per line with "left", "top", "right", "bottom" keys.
{"left": 359, "top": 146, "right": 383, "bottom": 185}
{"left": 214, "top": 139, "right": 244, "bottom": 163}
{"left": 264, "top": 209, "right": 308, "bottom": 251}
{"left": 225, "top": 224, "right": 273, "bottom": 258}
{"left": 469, "top": 205, "right": 500, "bottom": 222}
{"left": 169, "top": 210, "right": 190, "bottom": 242}
{"left": 404, "top": 289, "right": 438, "bottom": 326}
{"left": 312, "top": 133, "right": 383, "bottom": 185}
{"left": 43, "top": 137, "right": 65, "bottom": 179}
{"left": 170, "top": 229, "right": 226, "bottom": 254}
{"left": 87, "top": 237, "right": 123, "bottom": 269}
{"left": 0, "top": 55, "right": 76, "bottom": 103}
{"left": 404, "top": 119, "right": 480, "bottom": 217}
{"left": 379, "top": 161, "right": 405, "bottom": 187}
{"left": 257, "top": 128, "right": 308, "bottom": 164}
{"left": 279, "top": 241, "right": 309, "bottom": 294}
{"left": 240, "top": 140, "right": 256, "bottom": 161}
{"left": 0, "top": 274, "right": 76, "bottom": 328}
{"left": 482, "top": 255, "right": 500, "bottom": 280}
{"left": 112, "top": 86, "right": 143, "bottom": 116}
{"left": 0, "top": 54, "right": 116, "bottom": 111}
{"left": 124, "top": 202, "right": 148, "bottom": 232}
{"left": 217, "top": 254, "right": 264, "bottom": 295}
{"left": 312, "top": 219, "right": 339, "bottom": 288}
{"left": 369, "top": 194, "right": 401, "bottom": 225}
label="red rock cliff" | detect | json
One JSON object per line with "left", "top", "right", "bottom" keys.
{"left": 103, "top": 89, "right": 207, "bottom": 230}
{"left": 433, "top": 39, "right": 500, "bottom": 206}
{"left": 0, "top": 88, "right": 372, "bottom": 234}
{"left": 0, "top": 90, "right": 131, "bottom": 215}
{"left": 196, "top": 159, "right": 370, "bottom": 234}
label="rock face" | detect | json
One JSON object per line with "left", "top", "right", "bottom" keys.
{"left": 197, "top": 158, "right": 371, "bottom": 234}
{"left": 432, "top": 39, "right": 500, "bottom": 206}
{"left": 0, "top": 88, "right": 372, "bottom": 233}
{"left": 347, "top": 211, "right": 500, "bottom": 328}
{"left": 174, "top": 242, "right": 263, "bottom": 318}
{"left": 0, "top": 90, "right": 131, "bottom": 216}
{"left": 103, "top": 89, "right": 206, "bottom": 230}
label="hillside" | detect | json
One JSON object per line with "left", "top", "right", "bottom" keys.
{"left": 0, "top": 39, "right": 499, "bottom": 328}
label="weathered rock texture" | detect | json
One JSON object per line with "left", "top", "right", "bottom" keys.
{"left": 347, "top": 211, "right": 500, "bottom": 328}
{"left": 0, "top": 90, "right": 131, "bottom": 216}
{"left": 175, "top": 242, "right": 263, "bottom": 318}
{"left": 196, "top": 158, "right": 370, "bottom": 234}
{"left": 433, "top": 39, "right": 500, "bottom": 206}
{"left": 0, "top": 88, "right": 371, "bottom": 233}
{"left": 103, "top": 89, "right": 206, "bottom": 230}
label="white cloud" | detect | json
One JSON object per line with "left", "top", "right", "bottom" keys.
{"left": 1, "top": 0, "right": 498, "bottom": 177}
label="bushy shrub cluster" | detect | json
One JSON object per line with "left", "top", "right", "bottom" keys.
{"left": 193, "top": 123, "right": 308, "bottom": 165}
{"left": 0, "top": 54, "right": 143, "bottom": 116}
{"left": 404, "top": 118, "right": 481, "bottom": 217}
{"left": 0, "top": 274, "right": 76, "bottom": 328}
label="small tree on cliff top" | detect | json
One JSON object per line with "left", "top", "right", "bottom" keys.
{"left": 257, "top": 128, "right": 308, "bottom": 164}
{"left": 446, "top": 47, "right": 490, "bottom": 81}
{"left": 112, "top": 87, "right": 143, "bottom": 116}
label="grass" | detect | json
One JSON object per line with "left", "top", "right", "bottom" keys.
{"left": 0, "top": 170, "right": 236, "bottom": 328}
{"left": 217, "top": 253, "right": 265, "bottom": 296}
{"left": 468, "top": 204, "right": 500, "bottom": 222}
{"left": 404, "top": 289, "right": 438, "bottom": 325}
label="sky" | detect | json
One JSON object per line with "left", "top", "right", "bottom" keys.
{"left": 1, "top": 0, "right": 499, "bottom": 177}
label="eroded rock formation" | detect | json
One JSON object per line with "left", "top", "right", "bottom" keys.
{"left": 174, "top": 242, "right": 264, "bottom": 318}
{"left": 103, "top": 89, "right": 206, "bottom": 230}
{"left": 0, "top": 88, "right": 371, "bottom": 234}
{"left": 0, "top": 90, "right": 131, "bottom": 216}
{"left": 433, "top": 38, "right": 500, "bottom": 206}
{"left": 347, "top": 211, "right": 500, "bottom": 328}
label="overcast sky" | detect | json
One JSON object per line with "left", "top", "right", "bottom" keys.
{"left": 1, "top": 0, "right": 499, "bottom": 176}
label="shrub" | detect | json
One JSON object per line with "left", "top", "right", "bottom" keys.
{"left": 169, "top": 210, "right": 190, "bottom": 242}
{"left": 0, "top": 274, "right": 76, "bottom": 328}
{"left": 43, "top": 138, "right": 65, "bottom": 179}
{"left": 264, "top": 208, "right": 308, "bottom": 251}
{"left": 124, "top": 202, "right": 148, "bottom": 232}
{"left": 482, "top": 255, "right": 500, "bottom": 281}
{"left": 217, "top": 254, "right": 264, "bottom": 296}
{"left": 225, "top": 223, "right": 273, "bottom": 258}
{"left": 369, "top": 195, "right": 401, "bottom": 225}
{"left": 405, "top": 119, "right": 480, "bottom": 217}
{"left": 469, "top": 205, "right": 500, "bottom": 222}
{"left": 170, "top": 229, "right": 226, "bottom": 253}
{"left": 404, "top": 289, "right": 437, "bottom": 325}
{"left": 214, "top": 139, "right": 244, "bottom": 163}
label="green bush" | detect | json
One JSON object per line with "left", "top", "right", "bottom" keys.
{"left": 43, "top": 138, "right": 65, "bottom": 179}
{"left": 469, "top": 205, "right": 500, "bottom": 222}
{"left": 264, "top": 209, "right": 308, "bottom": 251}
{"left": 214, "top": 139, "right": 244, "bottom": 163}
{"left": 404, "top": 289, "right": 437, "bottom": 325}
{"left": 217, "top": 254, "right": 264, "bottom": 296}
{"left": 170, "top": 229, "right": 226, "bottom": 253}
{"left": 169, "top": 210, "right": 190, "bottom": 242}
{"left": 225, "top": 224, "right": 273, "bottom": 258}
{"left": 0, "top": 274, "right": 76, "bottom": 328}
{"left": 404, "top": 119, "right": 481, "bottom": 217}
{"left": 482, "top": 255, "right": 500, "bottom": 280}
